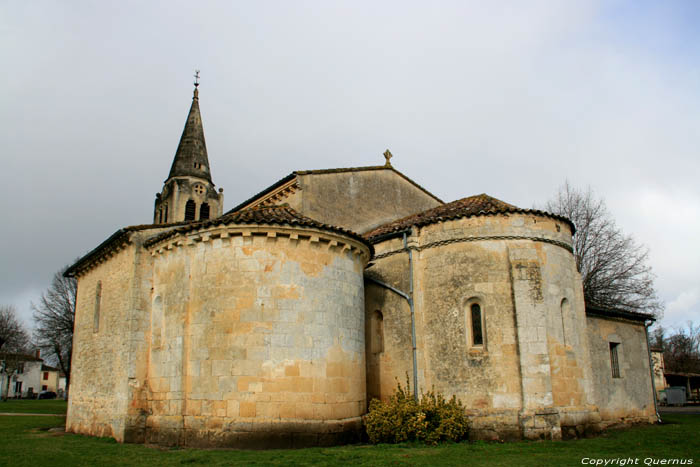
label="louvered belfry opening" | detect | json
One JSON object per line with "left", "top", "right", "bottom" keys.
{"left": 200, "top": 203, "right": 210, "bottom": 220}
{"left": 185, "top": 200, "right": 196, "bottom": 221}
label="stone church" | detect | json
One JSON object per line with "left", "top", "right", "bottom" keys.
{"left": 65, "top": 84, "right": 658, "bottom": 448}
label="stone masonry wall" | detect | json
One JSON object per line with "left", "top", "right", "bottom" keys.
{"left": 298, "top": 169, "right": 441, "bottom": 235}
{"left": 67, "top": 244, "right": 137, "bottom": 440}
{"left": 366, "top": 213, "right": 602, "bottom": 440}
{"left": 145, "top": 225, "right": 369, "bottom": 448}
{"left": 364, "top": 243, "right": 415, "bottom": 404}
{"left": 586, "top": 316, "right": 656, "bottom": 426}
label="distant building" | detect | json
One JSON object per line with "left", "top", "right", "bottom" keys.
{"left": 651, "top": 348, "right": 667, "bottom": 399}
{"left": 40, "top": 364, "right": 61, "bottom": 393}
{"left": 0, "top": 351, "right": 43, "bottom": 399}
{"left": 65, "top": 84, "right": 659, "bottom": 448}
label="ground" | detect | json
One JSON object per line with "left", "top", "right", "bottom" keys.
{"left": 0, "top": 401, "right": 697, "bottom": 465}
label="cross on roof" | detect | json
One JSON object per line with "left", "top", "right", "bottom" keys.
{"left": 383, "top": 149, "right": 393, "bottom": 166}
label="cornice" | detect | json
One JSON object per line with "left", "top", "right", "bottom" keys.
{"left": 147, "top": 223, "right": 371, "bottom": 264}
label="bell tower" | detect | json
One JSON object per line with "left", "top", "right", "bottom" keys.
{"left": 154, "top": 72, "right": 224, "bottom": 224}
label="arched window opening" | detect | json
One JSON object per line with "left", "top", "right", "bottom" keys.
{"left": 560, "top": 298, "right": 570, "bottom": 345}
{"left": 610, "top": 342, "right": 621, "bottom": 378}
{"left": 93, "top": 281, "right": 102, "bottom": 333}
{"left": 371, "top": 310, "right": 384, "bottom": 354}
{"left": 470, "top": 303, "right": 484, "bottom": 347}
{"left": 200, "top": 203, "right": 210, "bottom": 220}
{"left": 185, "top": 200, "right": 196, "bottom": 221}
{"left": 158, "top": 208, "right": 162, "bottom": 224}
{"left": 164, "top": 204, "right": 168, "bottom": 223}
{"left": 152, "top": 296, "right": 164, "bottom": 349}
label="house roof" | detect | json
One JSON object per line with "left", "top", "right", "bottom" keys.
{"left": 144, "top": 205, "right": 373, "bottom": 253}
{"left": 41, "top": 364, "right": 60, "bottom": 372}
{"left": 0, "top": 353, "right": 43, "bottom": 362}
{"left": 227, "top": 164, "right": 443, "bottom": 214}
{"left": 585, "top": 304, "right": 656, "bottom": 323}
{"left": 166, "top": 85, "right": 213, "bottom": 183}
{"left": 664, "top": 371, "right": 700, "bottom": 378}
{"left": 363, "top": 193, "right": 575, "bottom": 241}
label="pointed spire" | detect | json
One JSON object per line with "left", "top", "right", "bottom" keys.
{"left": 167, "top": 72, "right": 213, "bottom": 183}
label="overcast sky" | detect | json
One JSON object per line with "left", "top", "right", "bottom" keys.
{"left": 2, "top": 1, "right": 698, "bottom": 334}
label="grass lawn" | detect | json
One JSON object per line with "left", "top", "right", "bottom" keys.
{"left": 0, "top": 399, "right": 67, "bottom": 414}
{"left": 0, "top": 414, "right": 697, "bottom": 466}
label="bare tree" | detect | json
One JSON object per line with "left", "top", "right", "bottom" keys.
{"left": 545, "top": 181, "right": 662, "bottom": 317}
{"left": 32, "top": 265, "right": 77, "bottom": 392}
{"left": 655, "top": 323, "right": 700, "bottom": 374}
{"left": 0, "top": 305, "right": 29, "bottom": 353}
{"left": 0, "top": 305, "right": 31, "bottom": 400}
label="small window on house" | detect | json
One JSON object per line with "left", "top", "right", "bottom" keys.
{"left": 200, "top": 203, "right": 210, "bottom": 220}
{"left": 471, "top": 303, "right": 484, "bottom": 346}
{"left": 610, "top": 342, "right": 621, "bottom": 378}
{"left": 185, "top": 200, "right": 196, "bottom": 221}
{"left": 371, "top": 310, "right": 384, "bottom": 354}
{"left": 94, "top": 281, "right": 102, "bottom": 333}
{"left": 17, "top": 363, "right": 24, "bottom": 374}
{"left": 14, "top": 381, "right": 22, "bottom": 394}
{"left": 43, "top": 372, "right": 49, "bottom": 380}
{"left": 42, "top": 385, "right": 48, "bottom": 391}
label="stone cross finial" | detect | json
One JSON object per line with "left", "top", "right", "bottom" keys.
{"left": 194, "top": 70, "right": 200, "bottom": 87}
{"left": 383, "top": 149, "right": 393, "bottom": 166}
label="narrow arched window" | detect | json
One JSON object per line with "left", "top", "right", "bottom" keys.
{"left": 560, "top": 298, "right": 570, "bottom": 345}
{"left": 152, "top": 296, "right": 164, "bottom": 349}
{"left": 185, "top": 200, "right": 196, "bottom": 221}
{"left": 371, "top": 310, "right": 384, "bottom": 354}
{"left": 164, "top": 204, "right": 168, "bottom": 223}
{"left": 200, "top": 202, "right": 210, "bottom": 220}
{"left": 93, "top": 281, "right": 102, "bottom": 333}
{"left": 158, "top": 208, "right": 162, "bottom": 224}
{"left": 470, "top": 303, "right": 483, "bottom": 347}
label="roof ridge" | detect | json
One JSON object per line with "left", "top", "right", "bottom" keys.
{"left": 227, "top": 163, "right": 444, "bottom": 215}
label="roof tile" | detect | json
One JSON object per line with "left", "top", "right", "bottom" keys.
{"left": 144, "top": 205, "right": 372, "bottom": 252}
{"left": 364, "top": 193, "right": 575, "bottom": 240}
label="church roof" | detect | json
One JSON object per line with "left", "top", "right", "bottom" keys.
{"left": 585, "top": 304, "right": 655, "bottom": 323}
{"left": 144, "top": 205, "right": 373, "bottom": 252}
{"left": 227, "top": 165, "right": 443, "bottom": 214}
{"left": 64, "top": 222, "right": 192, "bottom": 277}
{"left": 167, "top": 85, "right": 213, "bottom": 183}
{"left": 363, "top": 193, "right": 576, "bottom": 241}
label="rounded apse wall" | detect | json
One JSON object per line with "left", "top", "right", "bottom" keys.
{"left": 146, "top": 223, "right": 370, "bottom": 448}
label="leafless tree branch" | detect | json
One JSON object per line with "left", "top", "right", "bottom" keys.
{"left": 545, "top": 181, "right": 663, "bottom": 317}
{"left": 31, "top": 264, "right": 77, "bottom": 391}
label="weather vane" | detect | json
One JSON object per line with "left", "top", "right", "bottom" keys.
{"left": 194, "top": 69, "right": 200, "bottom": 87}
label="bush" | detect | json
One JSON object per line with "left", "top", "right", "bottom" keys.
{"left": 364, "top": 379, "right": 469, "bottom": 445}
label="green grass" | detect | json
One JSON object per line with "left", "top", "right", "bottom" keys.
{"left": 0, "top": 399, "right": 67, "bottom": 414}
{"left": 0, "top": 414, "right": 697, "bottom": 466}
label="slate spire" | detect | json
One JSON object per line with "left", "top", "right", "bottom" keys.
{"left": 167, "top": 76, "right": 213, "bottom": 183}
